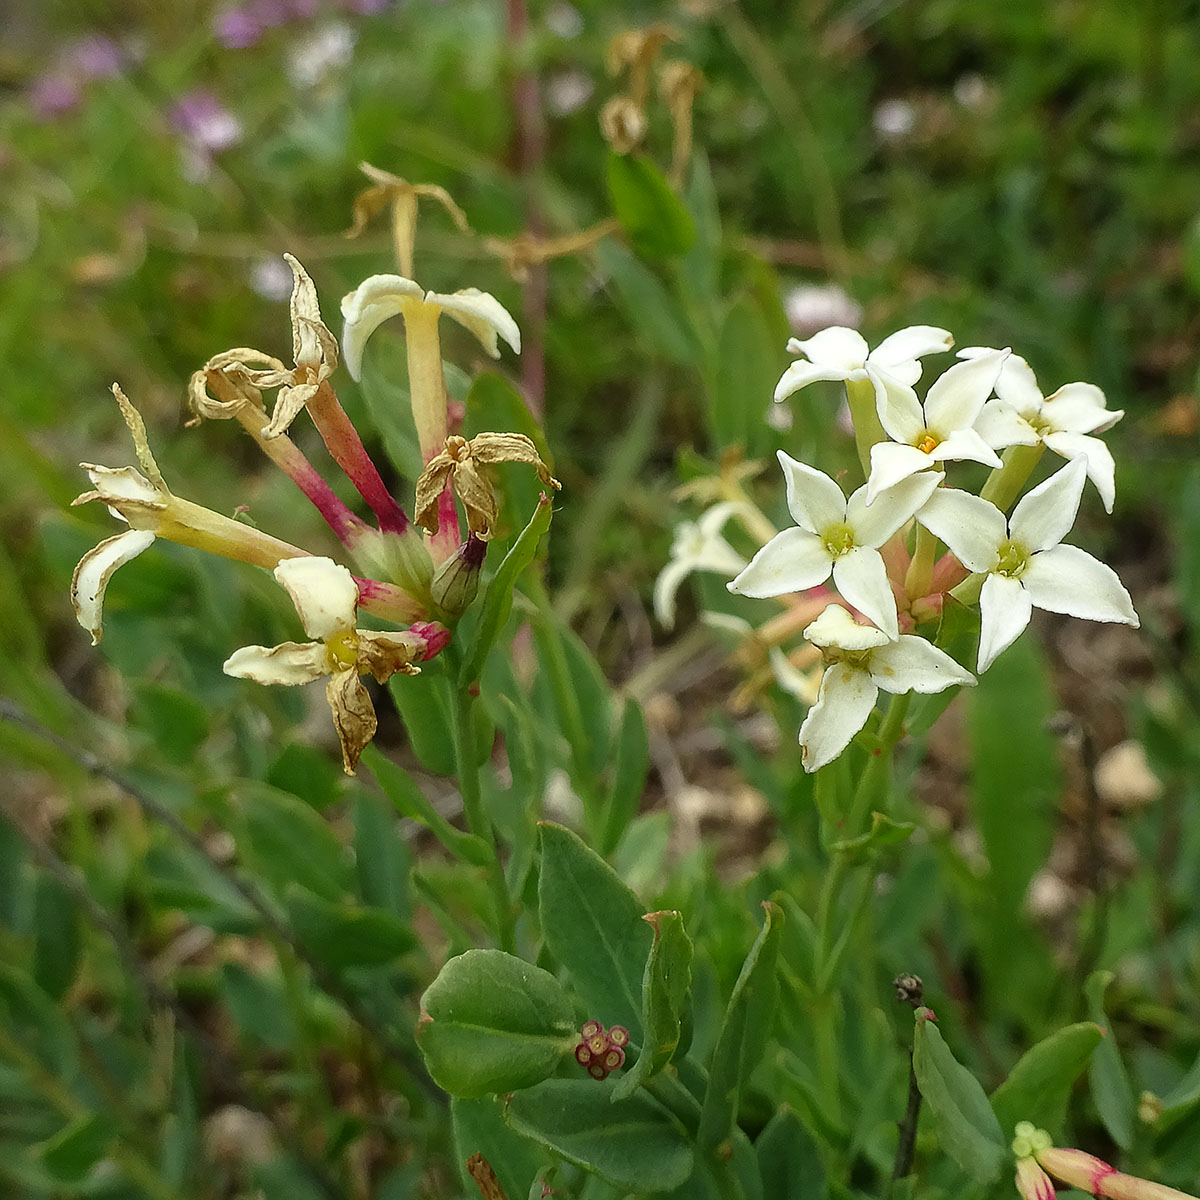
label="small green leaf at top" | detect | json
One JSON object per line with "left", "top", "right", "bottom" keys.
{"left": 611, "top": 910, "right": 694, "bottom": 1100}
{"left": 418, "top": 949, "right": 577, "bottom": 1098}
{"left": 831, "top": 812, "right": 915, "bottom": 864}
{"left": 912, "top": 1014, "right": 1006, "bottom": 1184}
{"left": 606, "top": 152, "right": 697, "bottom": 261}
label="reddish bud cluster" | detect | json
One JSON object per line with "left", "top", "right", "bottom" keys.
{"left": 573, "top": 1021, "right": 630, "bottom": 1081}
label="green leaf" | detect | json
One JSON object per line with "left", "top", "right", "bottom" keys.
{"left": 991, "top": 1022, "right": 1104, "bottom": 1136}
{"left": 267, "top": 742, "right": 343, "bottom": 812}
{"left": 35, "top": 1114, "right": 116, "bottom": 1182}
{"left": 453, "top": 1096, "right": 549, "bottom": 1200}
{"left": 966, "top": 636, "right": 1058, "bottom": 1016}
{"left": 231, "top": 782, "right": 350, "bottom": 902}
{"left": 594, "top": 240, "right": 701, "bottom": 366}
{"left": 606, "top": 152, "right": 696, "bottom": 261}
{"left": 538, "top": 822, "right": 652, "bottom": 1035}
{"left": 713, "top": 299, "right": 778, "bottom": 454}
{"left": 390, "top": 665, "right": 457, "bottom": 776}
{"left": 599, "top": 698, "right": 650, "bottom": 856}
{"left": 912, "top": 1016, "right": 1006, "bottom": 1184}
{"left": 458, "top": 494, "right": 554, "bottom": 688}
{"left": 755, "top": 1107, "right": 827, "bottom": 1200}
{"left": 612, "top": 911, "right": 694, "bottom": 1100}
{"left": 32, "top": 874, "right": 80, "bottom": 1001}
{"left": 506, "top": 1079, "right": 693, "bottom": 1192}
{"left": 361, "top": 744, "right": 492, "bottom": 866}
{"left": 418, "top": 949, "right": 577, "bottom": 1098}
{"left": 220, "top": 962, "right": 295, "bottom": 1051}
{"left": 285, "top": 885, "right": 417, "bottom": 969}
{"left": 698, "top": 901, "right": 783, "bottom": 1151}
{"left": 352, "top": 789, "right": 411, "bottom": 919}
{"left": 1084, "top": 972, "right": 1136, "bottom": 1149}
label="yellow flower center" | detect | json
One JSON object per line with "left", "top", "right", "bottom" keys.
{"left": 325, "top": 628, "right": 360, "bottom": 671}
{"left": 915, "top": 432, "right": 940, "bottom": 455}
{"left": 995, "top": 538, "right": 1029, "bottom": 578}
{"left": 822, "top": 522, "right": 856, "bottom": 557}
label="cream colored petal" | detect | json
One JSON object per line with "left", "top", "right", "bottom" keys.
{"left": 76, "top": 463, "right": 165, "bottom": 507}
{"left": 261, "top": 381, "right": 321, "bottom": 440}
{"left": 340, "top": 273, "right": 425, "bottom": 380}
{"left": 803, "top": 603, "right": 891, "bottom": 652}
{"left": 283, "top": 254, "right": 328, "bottom": 366}
{"left": 71, "top": 528, "right": 157, "bottom": 644}
{"left": 326, "top": 668, "right": 377, "bottom": 774}
{"left": 273, "top": 556, "right": 358, "bottom": 640}
{"left": 413, "top": 459, "right": 455, "bottom": 533}
{"left": 222, "top": 641, "right": 330, "bottom": 684}
{"left": 427, "top": 288, "right": 521, "bottom": 358}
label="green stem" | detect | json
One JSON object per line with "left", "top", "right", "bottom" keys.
{"left": 845, "top": 377, "right": 887, "bottom": 480}
{"left": 979, "top": 443, "right": 1045, "bottom": 513}
{"left": 904, "top": 523, "right": 937, "bottom": 603}
{"left": 447, "top": 668, "right": 515, "bottom": 953}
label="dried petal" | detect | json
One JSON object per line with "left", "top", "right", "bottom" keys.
{"left": 325, "top": 667, "right": 377, "bottom": 774}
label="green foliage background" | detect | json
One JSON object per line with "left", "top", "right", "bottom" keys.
{"left": 1, "top": 1, "right": 1199, "bottom": 1197}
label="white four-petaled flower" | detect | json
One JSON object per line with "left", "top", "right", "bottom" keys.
{"left": 774, "top": 324, "right": 953, "bottom": 402}
{"left": 654, "top": 502, "right": 751, "bottom": 629}
{"left": 867, "top": 349, "right": 1009, "bottom": 502}
{"left": 963, "top": 347, "right": 1124, "bottom": 512}
{"left": 797, "top": 604, "right": 975, "bottom": 772}
{"left": 727, "top": 452, "right": 942, "bottom": 639}
{"left": 917, "top": 458, "right": 1138, "bottom": 672}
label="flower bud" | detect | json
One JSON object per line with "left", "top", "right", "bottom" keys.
{"left": 431, "top": 534, "right": 486, "bottom": 616}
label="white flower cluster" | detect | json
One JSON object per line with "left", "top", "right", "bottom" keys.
{"left": 660, "top": 325, "right": 1138, "bottom": 772}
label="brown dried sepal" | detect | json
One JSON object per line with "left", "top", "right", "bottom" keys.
{"left": 414, "top": 433, "right": 560, "bottom": 539}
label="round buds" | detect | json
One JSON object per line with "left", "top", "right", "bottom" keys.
{"left": 572, "top": 1021, "right": 631, "bottom": 1081}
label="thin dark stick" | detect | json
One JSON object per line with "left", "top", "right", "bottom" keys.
{"left": 888, "top": 974, "right": 925, "bottom": 1196}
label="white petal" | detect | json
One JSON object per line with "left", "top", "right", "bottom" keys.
{"left": 777, "top": 453, "right": 847, "bottom": 533}
{"left": 79, "top": 463, "right": 165, "bottom": 506}
{"left": 340, "top": 274, "right": 425, "bottom": 380}
{"left": 727, "top": 527, "right": 832, "bottom": 598}
{"left": 873, "top": 374, "right": 926, "bottom": 444}
{"left": 791, "top": 326, "right": 868, "bottom": 371}
{"left": 768, "top": 648, "right": 821, "bottom": 705}
{"left": 864, "top": 442, "right": 935, "bottom": 503}
{"left": 428, "top": 287, "right": 521, "bottom": 358}
{"left": 71, "top": 529, "right": 156, "bottom": 644}
{"left": 1043, "top": 431, "right": 1117, "bottom": 513}
{"left": 798, "top": 663, "right": 878, "bottom": 773}
{"left": 803, "top": 602, "right": 891, "bottom": 652}
{"left": 991, "top": 352, "right": 1045, "bottom": 417}
{"left": 917, "top": 488, "right": 1005, "bottom": 572}
{"left": 1009, "top": 459, "right": 1086, "bottom": 553}
{"left": 870, "top": 324, "right": 953, "bottom": 367}
{"left": 274, "top": 556, "right": 358, "bottom": 640}
{"left": 697, "top": 500, "right": 754, "bottom": 539}
{"left": 850, "top": 470, "right": 943, "bottom": 545}
{"left": 774, "top": 358, "right": 856, "bottom": 401}
{"left": 973, "top": 401, "right": 1039, "bottom": 450}
{"left": 931, "top": 427, "right": 1003, "bottom": 468}
{"left": 977, "top": 573, "right": 1032, "bottom": 672}
{"left": 223, "top": 641, "right": 330, "bottom": 685}
{"left": 870, "top": 635, "right": 975, "bottom": 694}
{"left": 924, "top": 349, "right": 1007, "bottom": 434}
{"left": 653, "top": 558, "right": 693, "bottom": 629}
{"left": 1042, "top": 382, "right": 1121, "bottom": 434}
{"left": 1020, "top": 545, "right": 1138, "bottom": 626}
{"left": 833, "top": 547, "right": 899, "bottom": 638}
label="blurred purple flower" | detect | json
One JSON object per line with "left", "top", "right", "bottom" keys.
{"left": 214, "top": 8, "right": 263, "bottom": 48}
{"left": 29, "top": 74, "right": 82, "bottom": 118}
{"left": 170, "top": 89, "right": 242, "bottom": 152}
{"left": 338, "top": 0, "right": 389, "bottom": 12}
{"left": 68, "top": 36, "right": 125, "bottom": 79}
